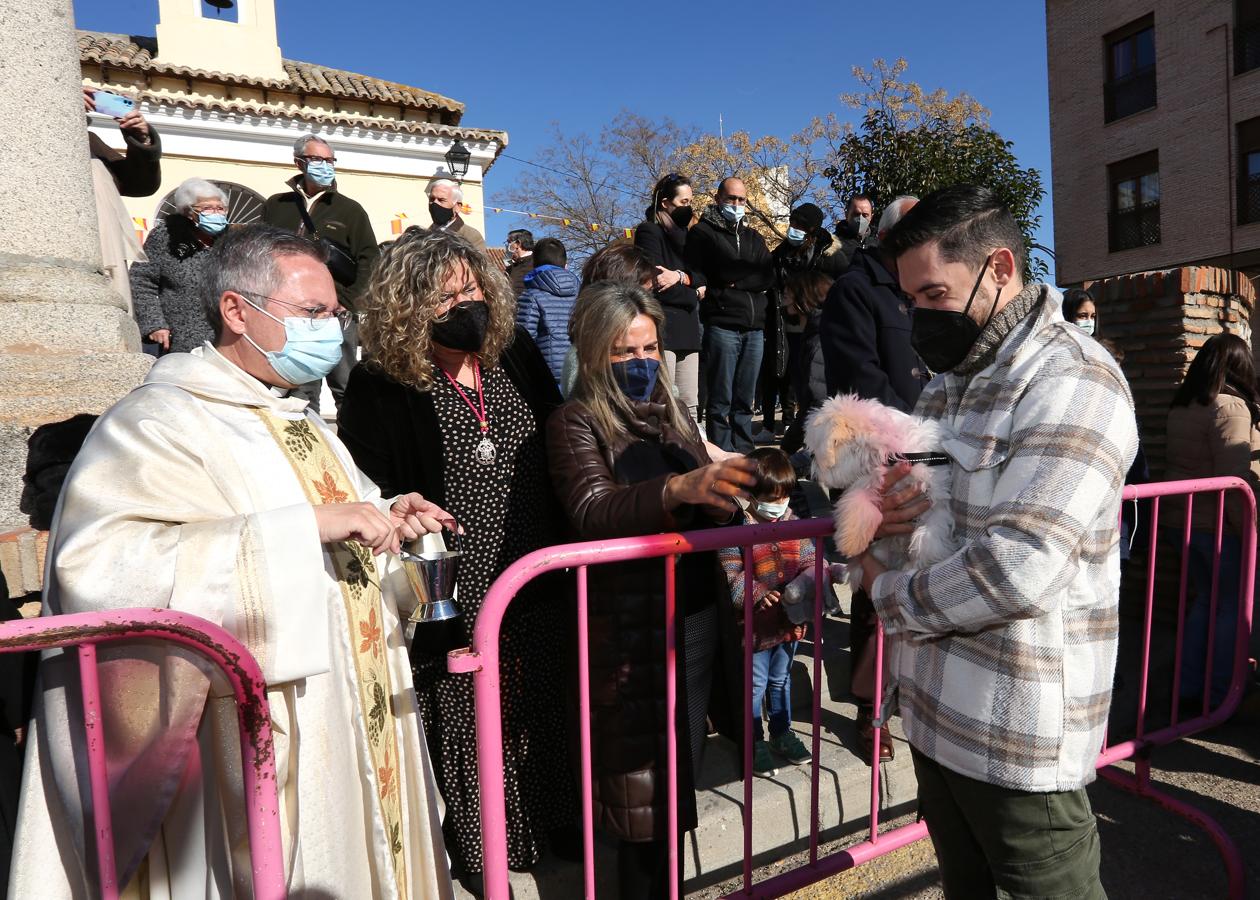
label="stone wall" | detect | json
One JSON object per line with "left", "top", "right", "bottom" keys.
{"left": 1085, "top": 265, "right": 1256, "bottom": 478}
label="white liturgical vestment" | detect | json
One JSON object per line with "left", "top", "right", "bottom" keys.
{"left": 10, "top": 345, "right": 453, "bottom": 900}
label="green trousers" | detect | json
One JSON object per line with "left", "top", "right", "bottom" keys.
{"left": 911, "top": 747, "right": 1107, "bottom": 900}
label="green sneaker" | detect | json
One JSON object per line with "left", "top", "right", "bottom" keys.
{"left": 771, "top": 730, "right": 811, "bottom": 765}
{"left": 752, "top": 740, "right": 778, "bottom": 775}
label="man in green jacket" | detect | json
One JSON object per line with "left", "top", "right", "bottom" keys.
{"left": 261, "top": 134, "right": 379, "bottom": 414}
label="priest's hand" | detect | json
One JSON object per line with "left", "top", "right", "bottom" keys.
{"left": 314, "top": 502, "right": 400, "bottom": 555}
{"left": 389, "top": 493, "right": 460, "bottom": 540}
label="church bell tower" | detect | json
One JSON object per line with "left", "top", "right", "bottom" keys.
{"left": 155, "top": 0, "right": 287, "bottom": 83}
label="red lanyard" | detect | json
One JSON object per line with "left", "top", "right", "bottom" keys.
{"left": 440, "top": 360, "right": 489, "bottom": 434}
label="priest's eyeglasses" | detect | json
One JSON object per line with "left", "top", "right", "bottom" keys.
{"left": 238, "top": 291, "right": 353, "bottom": 329}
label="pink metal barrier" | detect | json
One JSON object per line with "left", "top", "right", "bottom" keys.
{"left": 0, "top": 609, "right": 285, "bottom": 900}
{"left": 451, "top": 477, "right": 1255, "bottom": 899}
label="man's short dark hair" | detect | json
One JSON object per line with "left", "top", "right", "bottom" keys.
{"left": 507, "top": 229, "right": 535, "bottom": 250}
{"left": 883, "top": 184, "right": 1027, "bottom": 275}
{"left": 200, "top": 224, "right": 327, "bottom": 341}
{"left": 847, "top": 193, "right": 873, "bottom": 211}
{"left": 532, "top": 237, "right": 567, "bottom": 268}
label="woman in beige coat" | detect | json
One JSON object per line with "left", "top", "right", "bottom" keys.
{"left": 1165, "top": 333, "right": 1260, "bottom": 706}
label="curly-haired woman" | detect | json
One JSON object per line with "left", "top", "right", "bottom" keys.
{"left": 337, "top": 229, "right": 575, "bottom": 891}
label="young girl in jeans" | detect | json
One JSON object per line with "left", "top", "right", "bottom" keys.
{"left": 719, "top": 447, "right": 817, "bottom": 774}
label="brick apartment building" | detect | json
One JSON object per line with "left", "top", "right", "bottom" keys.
{"left": 1047, "top": 0, "right": 1260, "bottom": 285}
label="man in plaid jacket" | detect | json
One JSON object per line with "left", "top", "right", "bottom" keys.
{"left": 857, "top": 185, "right": 1138, "bottom": 900}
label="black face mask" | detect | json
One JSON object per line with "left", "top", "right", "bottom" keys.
{"left": 429, "top": 201, "right": 455, "bottom": 227}
{"left": 910, "top": 255, "right": 1000, "bottom": 374}
{"left": 431, "top": 300, "right": 489, "bottom": 352}
{"left": 669, "top": 206, "right": 693, "bottom": 229}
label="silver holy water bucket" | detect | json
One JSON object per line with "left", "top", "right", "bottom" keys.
{"left": 398, "top": 532, "right": 462, "bottom": 639}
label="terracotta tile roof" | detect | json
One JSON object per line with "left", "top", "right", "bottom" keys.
{"left": 78, "top": 30, "right": 465, "bottom": 118}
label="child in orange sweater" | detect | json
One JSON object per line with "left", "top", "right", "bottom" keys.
{"left": 718, "top": 448, "right": 817, "bottom": 775}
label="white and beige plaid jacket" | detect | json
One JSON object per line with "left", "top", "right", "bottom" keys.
{"left": 872, "top": 286, "right": 1139, "bottom": 792}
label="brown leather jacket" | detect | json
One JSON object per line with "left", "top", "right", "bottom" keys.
{"left": 547, "top": 395, "right": 715, "bottom": 841}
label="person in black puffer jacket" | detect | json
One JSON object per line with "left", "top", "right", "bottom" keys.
{"left": 685, "top": 178, "right": 774, "bottom": 452}
{"left": 635, "top": 174, "right": 707, "bottom": 420}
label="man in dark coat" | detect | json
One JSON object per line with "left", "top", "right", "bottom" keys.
{"left": 819, "top": 195, "right": 925, "bottom": 764}
{"left": 834, "top": 193, "right": 875, "bottom": 270}
{"left": 505, "top": 229, "right": 535, "bottom": 298}
{"left": 686, "top": 177, "right": 774, "bottom": 452}
{"left": 261, "top": 134, "right": 379, "bottom": 413}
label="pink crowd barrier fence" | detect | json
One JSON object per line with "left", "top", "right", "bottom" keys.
{"left": 0, "top": 609, "right": 285, "bottom": 900}
{"left": 454, "top": 476, "right": 1255, "bottom": 900}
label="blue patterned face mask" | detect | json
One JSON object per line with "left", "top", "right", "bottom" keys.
{"left": 611, "top": 357, "right": 660, "bottom": 403}
{"left": 305, "top": 160, "right": 335, "bottom": 187}
{"left": 242, "top": 297, "right": 344, "bottom": 385}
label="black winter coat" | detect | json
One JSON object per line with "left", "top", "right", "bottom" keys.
{"left": 261, "top": 177, "right": 380, "bottom": 311}
{"left": 634, "top": 221, "right": 705, "bottom": 352}
{"left": 546, "top": 391, "right": 716, "bottom": 842}
{"left": 89, "top": 127, "right": 162, "bottom": 197}
{"left": 686, "top": 206, "right": 774, "bottom": 331}
{"left": 771, "top": 230, "right": 848, "bottom": 287}
{"left": 128, "top": 215, "right": 217, "bottom": 351}
{"left": 819, "top": 248, "right": 927, "bottom": 412}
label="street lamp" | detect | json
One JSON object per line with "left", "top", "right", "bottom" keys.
{"left": 444, "top": 141, "right": 472, "bottom": 180}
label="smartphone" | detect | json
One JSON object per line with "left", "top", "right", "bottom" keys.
{"left": 93, "top": 90, "right": 135, "bottom": 119}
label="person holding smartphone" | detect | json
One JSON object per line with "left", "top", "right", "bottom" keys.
{"left": 83, "top": 87, "right": 162, "bottom": 197}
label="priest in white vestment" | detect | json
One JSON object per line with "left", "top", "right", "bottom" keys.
{"left": 11, "top": 225, "right": 456, "bottom": 900}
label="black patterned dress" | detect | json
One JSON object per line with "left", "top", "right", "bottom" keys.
{"left": 411, "top": 365, "right": 575, "bottom": 874}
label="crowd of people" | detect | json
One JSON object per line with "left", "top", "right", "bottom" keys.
{"left": 6, "top": 90, "right": 1255, "bottom": 900}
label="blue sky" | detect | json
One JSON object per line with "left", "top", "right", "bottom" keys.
{"left": 74, "top": 0, "right": 1057, "bottom": 278}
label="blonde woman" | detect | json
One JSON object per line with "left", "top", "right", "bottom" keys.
{"left": 337, "top": 228, "right": 576, "bottom": 891}
{"left": 546, "top": 282, "right": 756, "bottom": 897}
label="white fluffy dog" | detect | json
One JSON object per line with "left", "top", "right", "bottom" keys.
{"left": 804, "top": 394, "right": 959, "bottom": 584}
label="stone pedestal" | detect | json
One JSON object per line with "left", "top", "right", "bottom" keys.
{"left": 0, "top": 0, "right": 153, "bottom": 570}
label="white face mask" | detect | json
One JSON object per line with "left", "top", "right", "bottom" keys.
{"left": 1075, "top": 318, "right": 1096, "bottom": 336}
{"left": 754, "top": 498, "right": 790, "bottom": 521}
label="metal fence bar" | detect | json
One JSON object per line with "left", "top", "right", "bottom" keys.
{"left": 741, "top": 547, "right": 755, "bottom": 895}
{"left": 576, "top": 565, "right": 595, "bottom": 899}
{"left": 808, "top": 538, "right": 824, "bottom": 866}
{"left": 460, "top": 478, "right": 1255, "bottom": 900}
{"left": 1171, "top": 494, "right": 1194, "bottom": 726}
{"left": 76, "top": 643, "right": 119, "bottom": 900}
{"left": 0, "top": 609, "right": 285, "bottom": 900}
{"left": 666, "top": 553, "right": 680, "bottom": 900}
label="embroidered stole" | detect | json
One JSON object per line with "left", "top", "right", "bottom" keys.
{"left": 255, "top": 411, "right": 408, "bottom": 898}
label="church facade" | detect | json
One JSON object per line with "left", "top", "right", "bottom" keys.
{"left": 81, "top": 0, "right": 506, "bottom": 244}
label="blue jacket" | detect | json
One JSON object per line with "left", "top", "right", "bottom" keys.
{"left": 516, "top": 264, "right": 580, "bottom": 383}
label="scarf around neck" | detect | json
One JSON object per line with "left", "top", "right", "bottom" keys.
{"left": 953, "top": 281, "right": 1044, "bottom": 376}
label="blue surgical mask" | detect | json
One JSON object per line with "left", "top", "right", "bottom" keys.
{"left": 197, "top": 212, "right": 228, "bottom": 236}
{"left": 755, "top": 498, "right": 790, "bottom": 521}
{"left": 611, "top": 357, "right": 660, "bottom": 403}
{"left": 305, "top": 160, "right": 335, "bottom": 187}
{"left": 721, "top": 203, "right": 746, "bottom": 223}
{"left": 242, "top": 298, "right": 344, "bottom": 385}
{"left": 786, "top": 226, "right": 806, "bottom": 245}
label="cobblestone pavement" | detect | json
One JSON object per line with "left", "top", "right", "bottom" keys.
{"left": 697, "top": 699, "right": 1259, "bottom": 899}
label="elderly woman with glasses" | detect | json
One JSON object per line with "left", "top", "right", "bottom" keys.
{"left": 130, "top": 177, "right": 231, "bottom": 354}
{"left": 336, "top": 228, "right": 576, "bottom": 891}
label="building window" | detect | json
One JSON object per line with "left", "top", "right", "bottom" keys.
{"left": 1105, "top": 15, "right": 1157, "bottom": 122}
{"left": 1109, "top": 151, "right": 1160, "bottom": 251}
{"left": 1239, "top": 1, "right": 1260, "bottom": 75}
{"left": 201, "top": 0, "right": 239, "bottom": 23}
{"left": 1238, "top": 118, "right": 1260, "bottom": 224}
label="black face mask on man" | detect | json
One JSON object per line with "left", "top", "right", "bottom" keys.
{"left": 910, "top": 253, "right": 1001, "bottom": 374}
{"left": 429, "top": 201, "right": 455, "bottom": 227}
{"left": 431, "top": 300, "right": 489, "bottom": 352}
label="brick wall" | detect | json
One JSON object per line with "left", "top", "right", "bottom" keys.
{"left": 1047, "top": 0, "right": 1260, "bottom": 285}
{"left": 1085, "top": 265, "right": 1256, "bottom": 476}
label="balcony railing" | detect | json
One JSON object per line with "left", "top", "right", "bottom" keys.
{"left": 1236, "top": 20, "right": 1260, "bottom": 75}
{"left": 1110, "top": 202, "right": 1161, "bottom": 251}
{"left": 1105, "top": 65, "right": 1157, "bottom": 122}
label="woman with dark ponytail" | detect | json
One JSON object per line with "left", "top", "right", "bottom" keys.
{"left": 634, "top": 173, "right": 706, "bottom": 421}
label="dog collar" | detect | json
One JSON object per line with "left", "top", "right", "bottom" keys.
{"left": 887, "top": 451, "right": 951, "bottom": 467}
